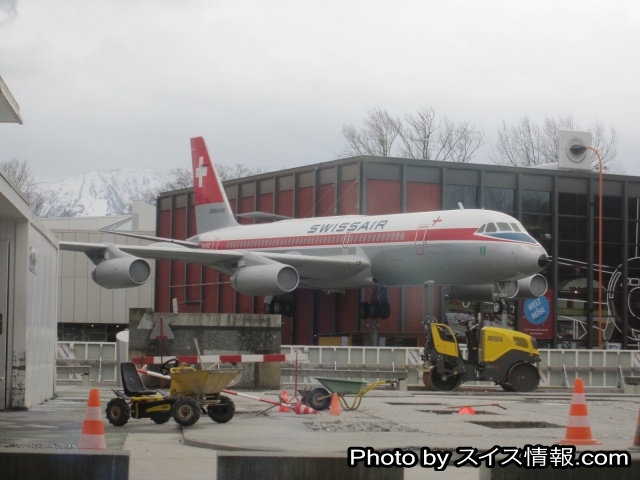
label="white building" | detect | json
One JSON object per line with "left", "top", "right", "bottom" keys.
{"left": 1, "top": 76, "right": 59, "bottom": 409}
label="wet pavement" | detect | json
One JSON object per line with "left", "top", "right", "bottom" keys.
{"left": 0, "top": 382, "right": 639, "bottom": 479}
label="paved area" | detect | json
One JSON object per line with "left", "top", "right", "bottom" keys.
{"left": 0, "top": 382, "right": 639, "bottom": 479}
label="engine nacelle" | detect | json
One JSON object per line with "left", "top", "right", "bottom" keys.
{"left": 230, "top": 264, "right": 299, "bottom": 296}
{"left": 505, "top": 274, "right": 548, "bottom": 299}
{"left": 447, "top": 274, "right": 548, "bottom": 302}
{"left": 91, "top": 257, "right": 151, "bottom": 289}
{"left": 447, "top": 284, "right": 500, "bottom": 302}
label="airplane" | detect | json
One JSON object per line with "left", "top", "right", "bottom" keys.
{"left": 60, "top": 136, "right": 550, "bottom": 319}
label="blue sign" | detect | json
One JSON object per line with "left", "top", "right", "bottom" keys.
{"left": 523, "top": 296, "right": 550, "bottom": 325}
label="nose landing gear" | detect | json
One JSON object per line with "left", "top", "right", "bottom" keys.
{"left": 358, "top": 287, "right": 391, "bottom": 319}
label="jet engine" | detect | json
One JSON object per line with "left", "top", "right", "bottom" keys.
{"left": 230, "top": 264, "right": 299, "bottom": 296}
{"left": 504, "top": 274, "right": 548, "bottom": 299}
{"left": 448, "top": 274, "right": 548, "bottom": 302}
{"left": 91, "top": 257, "right": 151, "bottom": 289}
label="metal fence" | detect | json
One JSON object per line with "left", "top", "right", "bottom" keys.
{"left": 56, "top": 341, "right": 640, "bottom": 388}
{"left": 57, "top": 342, "right": 117, "bottom": 382}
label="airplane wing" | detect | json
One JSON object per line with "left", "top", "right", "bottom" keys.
{"left": 59, "top": 241, "right": 370, "bottom": 281}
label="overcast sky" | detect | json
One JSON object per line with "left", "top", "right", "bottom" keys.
{"left": 1, "top": 0, "right": 639, "bottom": 183}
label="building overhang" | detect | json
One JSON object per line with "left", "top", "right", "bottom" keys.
{"left": 0, "top": 75, "right": 23, "bottom": 124}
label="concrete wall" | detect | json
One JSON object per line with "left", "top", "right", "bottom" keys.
{"left": 0, "top": 448, "right": 129, "bottom": 480}
{"left": 129, "top": 310, "right": 282, "bottom": 389}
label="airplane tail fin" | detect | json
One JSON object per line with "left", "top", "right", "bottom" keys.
{"left": 191, "top": 136, "right": 239, "bottom": 233}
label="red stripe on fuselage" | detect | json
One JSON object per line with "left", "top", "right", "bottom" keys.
{"left": 198, "top": 227, "right": 533, "bottom": 251}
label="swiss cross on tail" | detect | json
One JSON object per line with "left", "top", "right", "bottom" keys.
{"left": 190, "top": 137, "right": 239, "bottom": 233}
{"left": 191, "top": 136, "right": 225, "bottom": 205}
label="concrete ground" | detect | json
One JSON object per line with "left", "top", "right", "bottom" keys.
{"left": 0, "top": 382, "right": 639, "bottom": 479}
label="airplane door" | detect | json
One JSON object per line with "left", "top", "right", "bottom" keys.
{"left": 343, "top": 233, "right": 350, "bottom": 254}
{"left": 415, "top": 226, "right": 428, "bottom": 255}
{"left": 0, "top": 241, "right": 9, "bottom": 409}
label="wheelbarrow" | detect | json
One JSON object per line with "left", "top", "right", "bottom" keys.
{"left": 168, "top": 365, "right": 241, "bottom": 427}
{"left": 304, "top": 376, "right": 395, "bottom": 411}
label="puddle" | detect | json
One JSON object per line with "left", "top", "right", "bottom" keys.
{"left": 468, "top": 421, "right": 564, "bottom": 429}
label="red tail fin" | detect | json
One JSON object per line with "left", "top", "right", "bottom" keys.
{"left": 190, "top": 137, "right": 238, "bottom": 232}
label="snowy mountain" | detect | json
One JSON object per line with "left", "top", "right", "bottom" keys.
{"left": 34, "top": 168, "right": 168, "bottom": 217}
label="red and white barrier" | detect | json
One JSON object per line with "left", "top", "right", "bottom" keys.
{"left": 131, "top": 353, "right": 307, "bottom": 365}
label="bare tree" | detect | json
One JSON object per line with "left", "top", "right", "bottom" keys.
{"left": 491, "top": 114, "right": 620, "bottom": 172}
{"left": 342, "top": 106, "right": 484, "bottom": 163}
{"left": 398, "top": 106, "right": 485, "bottom": 162}
{"left": 136, "top": 163, "right": 269, "bottom": 205}
{"left": 0, "top": 158, "right": 45, "bottom": 215}
{"left": 341, "top": 107, "right": 402, "bottom": 157}
{"left": 216, "top": 163, "right": 269, "bottom": 181}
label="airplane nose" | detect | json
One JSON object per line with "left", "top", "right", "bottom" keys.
{"left": 538, "top": 253, "right": 548, "bottom": 269}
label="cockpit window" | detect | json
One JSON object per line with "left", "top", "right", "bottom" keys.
{"left": 510, "top": 223, "right": 522, "bottom": 232}
{"left": 497, "top": 222, "right": 512, "bottom": 232}
{"left": 476, "top": 224, "right": 485, "bottom": 234}
{"left": 485, "top": 223, "right": 497, "bottom": 233}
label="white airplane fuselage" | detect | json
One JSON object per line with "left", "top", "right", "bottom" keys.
{"left": 195, "top": 208, "right": 547, "bottom": 290}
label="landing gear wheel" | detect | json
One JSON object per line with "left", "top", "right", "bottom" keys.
{"left": 369, "top": 301, "right": 381, "bottom": 319}
{"left": 150, "top": 412, "right": 172, "bottom": 424}
{"left": 160, "top": 358, "right": 180, "bottom": 375}
{"left": 493, "top": 301, "right": 504, "bottom": 314}
{"left": 380, "top": 301, "right": 391, "bottom": 320}
{"left": 272, "top": 298, "right": 285, "bottom": 315}
{"left": 306, "top": 387, "right": 331, "bottom": 411}
{"left": 358, "top": 302, "right": 370, "bottom": 319}
{"left": 106, "top": 398, "right": 130, "bottom": 427}
{"left": 506, "top": 362, "right": 540, "bottom": 392}
{"left": 264, "top": 302, "right": 272, "bottom": 314}
{"left": 430, "top": 366, "right": 462, "bottom": 391}
{"left": 172, "top": 397, "right": 201, "bottom": 427}
{"left": 207, "top": 395, "right": 236, "bottom": 423}
{"left": 283, "top": 300, "right": 295, "bottom": 317}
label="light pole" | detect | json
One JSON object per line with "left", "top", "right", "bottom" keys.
{"left": 570, "top": 144, "right": 604, "bottom": 348}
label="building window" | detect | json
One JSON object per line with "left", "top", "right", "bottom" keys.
{"left": 484, "top": 187, "right": 515, "bottom": 213}
{"left": 444, "top": 185, "right": 477, "bottom": 209}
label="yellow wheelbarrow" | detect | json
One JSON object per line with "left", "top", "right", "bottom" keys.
{"left": 304, "top": 376, "right": 395, "bottom": 411}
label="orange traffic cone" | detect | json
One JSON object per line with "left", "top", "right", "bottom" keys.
{"left": 556, "top": 378, "right": 600, "bottom": 445}
{"left": 630, "top": 410, "right": 640, "bottom": 452}
{"left": 279, "top": 390, "right": 291, "bottom": 412}
{"left": 329, "top": 393, "right": 341, "bottom": 416}
{"left": 458, "top": 407, "right": 475, "bottom": 415}
{"left": 78, "top": 388, "right": 107, "bottom": 450}
{"left": 294, "top": 403, "right": 318, "bottom": 415}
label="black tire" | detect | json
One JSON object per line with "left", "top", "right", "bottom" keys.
{"left": 493, "top": 301, "right": 504, "bottom": 314}
{"left": 150, "top": 412, "right": 172, "bottom": 424}
{"left": 207, "top": 395, "right": 236, "bottom": 423}
{"left": 160, "top": 358, "right": 180, "bottom": 375}
{"left": 272, "top": 298, "right": 285, "bottom": 315}
{"left": 368, "top": 301, "right": 381, "bottom": 319}
{"left": 430, "top": 366, "right": 462, "bottom": 391}
{"left": 380, "top": 301, "right": 391, "bottom": 320}
{"left": 506, "top": 362, "right": 540, "bottom": 392}
{"left": 172, "top": 397, "right": 201, "bottom": 427}
{"left": 106, "top": 398, "right": 130, "bottom": 427}
{"left": 264, "top": 302, "right": 272, "bottom": 314}
{"left": 358, "top": 302, "right": 370, "bottom": 319}
{"left": 306, "top": 387, "right": 331, "bottom": 411}
{"left": 283, "top": 300, "right": 295, "bottom": 317}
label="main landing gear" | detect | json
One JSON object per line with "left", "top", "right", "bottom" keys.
{"left": 358, "top": 287, "right": 391, "bottom": 320}
{"left": 264, "top": 295, "right": 295, "bottom": 317}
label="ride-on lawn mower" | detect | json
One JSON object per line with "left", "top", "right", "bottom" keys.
{"left": 106, "top": 360, "right": 239, "bottom": 427}
{"left": 422, "top": 318, "right": 541, "bottom": 392}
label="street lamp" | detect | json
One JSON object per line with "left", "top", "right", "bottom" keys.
{"left": 570, "top": 144, "right": 605, "bottom": 349}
